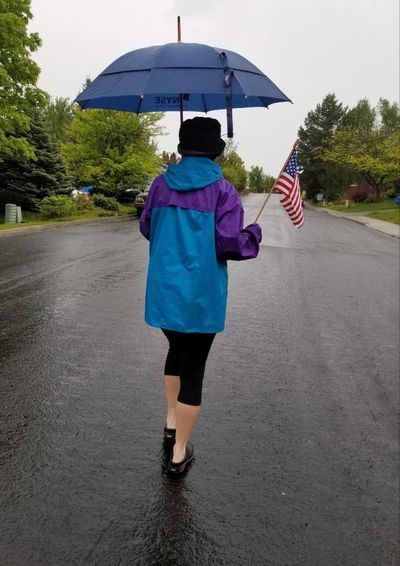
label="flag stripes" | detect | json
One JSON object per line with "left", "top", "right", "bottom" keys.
{"left": 274, "top": 149, "right": 304, "bottom": 229}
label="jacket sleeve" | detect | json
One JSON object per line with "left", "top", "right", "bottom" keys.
{"left": 139, "top": 204, "right": 151, "bottom": 241}
{"left": 215, "top": 184, "right": 262, "bottom": 260}
{"left": 139, "top": 181, "right": 157, "bottom": 241}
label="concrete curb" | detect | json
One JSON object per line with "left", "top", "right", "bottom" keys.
{"left": 0, "top": 215, "right": 135, "bottom": 238}
{"left": 306, "top": 204, "right": 400, "bottom": 238}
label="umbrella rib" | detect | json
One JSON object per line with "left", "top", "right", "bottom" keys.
{"left": 100, "top": 68, "right": 267, "bottom": 77}
{"left": 201, "top": 94, "right": 208, "bottom": 113}
{"left": 136, "top": 95, "right": 144, "bottom": 114}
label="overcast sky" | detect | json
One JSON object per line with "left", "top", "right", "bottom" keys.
{"left": 30, "top": 0, "right": 399, "bottom": 175}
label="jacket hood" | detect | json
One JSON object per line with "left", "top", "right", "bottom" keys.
{"left": 163, "top": 157, "right": 223, "bottom": 191}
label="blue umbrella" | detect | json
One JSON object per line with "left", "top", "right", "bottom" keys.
{"left": 75, "top": 41, "right": 291, "bottom": 137}
{"left": 79, "top": 185, "right": 93, "bottom": 194}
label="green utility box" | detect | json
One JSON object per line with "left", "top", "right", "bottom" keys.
{"left": 5, "top": 203, "right": 17, "bottom": 224}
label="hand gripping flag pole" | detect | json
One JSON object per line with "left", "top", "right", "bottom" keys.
{"left": 254, "top": 140, "right": 303, "bottom": 227}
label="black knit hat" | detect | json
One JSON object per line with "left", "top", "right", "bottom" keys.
{"left": 177, "top": 117, "right": 226, "bottom": 157}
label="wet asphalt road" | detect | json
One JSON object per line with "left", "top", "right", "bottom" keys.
{"left": 1, "top": 195, "right": 399, "bottom": 566}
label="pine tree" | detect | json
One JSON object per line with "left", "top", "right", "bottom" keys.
{"left": 298, "top": 93, "right": 352, "bottom": 200}
{"left": 0, "top": 112, "right": 70, "bottom": 209}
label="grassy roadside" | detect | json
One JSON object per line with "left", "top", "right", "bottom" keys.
{"left": 326, "top": 200, "right": 397, "bottom": 213}
{"left": 325, "top": 199, "right": 400, "bottom": 225}
{"left": 0, "top": 205, "right": 136, "bottom": 231}
{"left": 367, "top": 210, "right": 400, "bottom": 224}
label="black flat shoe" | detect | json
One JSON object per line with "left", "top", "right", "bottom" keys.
{"left": 164, "top": 426, "right": 176, "bottom": 441}
{"left": 167, "top": 442, "right": 194, "bottom": 475}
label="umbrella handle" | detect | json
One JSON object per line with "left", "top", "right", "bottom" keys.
{"left": 224, "top": 66, "right": 234, "bottom": 137}
{"left": 226, "top": 100, "right": 233, "bottom": 137}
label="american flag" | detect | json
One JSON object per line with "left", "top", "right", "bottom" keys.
{"left": 274, "top": 149, "right": 304, "bottom": 228}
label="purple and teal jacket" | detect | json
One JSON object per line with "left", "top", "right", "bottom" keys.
{"left": 139, "top": 157, "right": 262, "bottom": 333}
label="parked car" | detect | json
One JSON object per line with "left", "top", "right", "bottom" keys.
{"left": 135, "top": 183, "right": 152, "bottom": 218}
{"left": 117, "top": 187, "right": 141, "bottom": 203}
{"left": 395, "top": 194, "right": 400, "bottom": 206}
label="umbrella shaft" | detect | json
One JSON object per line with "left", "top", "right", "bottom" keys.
{"left": 179, "top": 94, "right": 184, "bottom": 124}
{"left": 178, "top": 15, "right": 183, "bottom": 123}
{"left": 177, "top": 16, "right": 182, "bottom": 41}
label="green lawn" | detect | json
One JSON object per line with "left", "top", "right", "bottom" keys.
{"left": 327, "top": 200, "right": 398, "bottom": 213}
{"left": 0, "top": 205, "right": 136, "bottom": 231}
{"left": 367, "top": 210, "right": 400, "bottom": 225}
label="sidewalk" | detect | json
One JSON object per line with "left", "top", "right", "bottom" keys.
{"left": 307, "top": 204, "right": 400, "bottom": 238}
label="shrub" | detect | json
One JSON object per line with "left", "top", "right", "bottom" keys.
{"left": 384, "top": 187, "right": 396, "bottom": 199}
{"left": 345, "top": 183, "right": 376, "bottom": 203}
{"left": 39, "top": 195, "right": 77, "bottom": 218}
{"left": 92, "top": 193, "right": 119, "bottom": 211}
{"left": 75, "top": 193, "right": 95, "bottom": 210}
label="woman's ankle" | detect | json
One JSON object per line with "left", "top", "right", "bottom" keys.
{"left": 172, "top": 443, "right": 186, "bottom": 463}
{"left": 166, "top": 416, "right": 176, "bottom": 429}
{"left": 166, "top": 409, "right": 177, "bottom": 429}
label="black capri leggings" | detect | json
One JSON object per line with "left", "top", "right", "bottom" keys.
{"left": 162, "top": 329, "right": 216, "bottom": 406}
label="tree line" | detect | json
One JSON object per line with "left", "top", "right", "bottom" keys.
{"left": 0, "top": 0, "right": 278, "bottom": 213}
{"left": 298, "top": 94, "right": 400, "bottom": 201}
{"left": 1, "top": 2, "right": 399, "bottom": 214}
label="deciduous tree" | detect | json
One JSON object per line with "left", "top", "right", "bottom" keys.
{"left": 41, "top": 97, "right": 75, "bottom": 144}
{"left": 248, "top": 165, "right": 276, "bottom": 193}
{"left": 220, "top": 140, "right": 247, "bottom": 192}
{"left": 323, "top": 99, "right": 400, "bottom": 198}
{"left": 61, "top": 108, "right": 164, "bottom": 190}
{"left": 248, "top": 165, "right": 265, "bottom": 192}
{"left": 0, "top": 0, "right": 47, "bottom": 160}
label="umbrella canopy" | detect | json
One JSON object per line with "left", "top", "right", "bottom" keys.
{"left": 75, "top": 42, "right": 291, "bottom": 136}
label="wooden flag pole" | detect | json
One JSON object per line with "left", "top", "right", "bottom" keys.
{"left": 177, "top": 16, "right": 184, "bottom": 125}
{"left": 253, "top": 139, "right": 299, "bottom": 224}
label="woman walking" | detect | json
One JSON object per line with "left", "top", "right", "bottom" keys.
{"left": 140, "top": 117, "right": 262, "bottom": 474}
